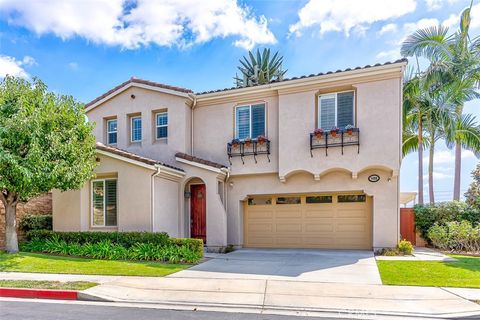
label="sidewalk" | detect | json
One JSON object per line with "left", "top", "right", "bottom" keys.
{"left": 2, "top": 271, "right": 480, "bottom": 318}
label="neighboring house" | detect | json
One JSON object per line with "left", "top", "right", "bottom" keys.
{"left": 53, "top": 59, "right": 407, "bottom": 251}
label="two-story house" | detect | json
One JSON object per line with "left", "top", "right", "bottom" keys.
{"left": 53, "top": 59, "right": 406, "bottom": 251}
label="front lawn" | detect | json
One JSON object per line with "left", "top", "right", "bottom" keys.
{"left": 0, "top": 252, "right": 191, "bottom": 277}
{"left": 0, "top": 280, "right": 97, "bottom": 290}
{"left": 377, "top": 255, "right": 480, "bottom": 288}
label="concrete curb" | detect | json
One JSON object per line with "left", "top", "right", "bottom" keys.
{"left": 0, "top": 287, "right": 112, "bottom": 302}
{"left": 79, "top": 291, "right": 480, "bottom": 319}
{"left": 0, "top": 287, "right": 78, "bottom": 300}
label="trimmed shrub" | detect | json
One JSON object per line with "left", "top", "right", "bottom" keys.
{"left": 26, "top": 230, "right": 170, "bottom": 248}
{"left": 397, "top": 239, "right": 414, "bottom": 255}
{"left": 22, "top": 231, "right": 203, "bottom": 263}
{"left": 414, "top": 201, "right": 480, "bottom": 241}
{"left": 428, "top": 221, "right": 480, "bottom": 253}
{"left": 19, "top": 214, "right": 52, "bottom": 232}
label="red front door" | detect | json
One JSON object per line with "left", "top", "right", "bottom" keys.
{"left": 190, "top": 184, "right": 206, "bottom": 243}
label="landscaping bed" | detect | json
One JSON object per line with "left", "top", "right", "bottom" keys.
{"left": 0, "top": 252, "right": 191, "bottom": 276}
{"left": 377, "top": 255, "right": 480, "bottom": 288}
{"left": 22, "top": 230, "right": 203, "bottom": 264}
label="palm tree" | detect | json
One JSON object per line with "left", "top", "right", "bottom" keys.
{"left": 235, "top": 48, "right": 287, "bottom": 87}
{"left": 401, "top": 4, "right": 480, "bottom": 200}
{"left": 403, "top": 75, "right": 431, "bottom": 205}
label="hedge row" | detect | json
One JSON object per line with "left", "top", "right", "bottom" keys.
{"left": 19, "top": 214, "right": 52, "bottom": 232}
{"left": 23, "top": 231, "right": 203, "bottom": 263}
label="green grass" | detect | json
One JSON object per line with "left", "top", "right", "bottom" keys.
{"left": 0, "top": 252, "right": 191, "bottom": 277}
{"left": 0, "top": 280, "right": 97, "bottom": 290}
{"left": 377, "top": 255, "right": 480, "bottom": 288}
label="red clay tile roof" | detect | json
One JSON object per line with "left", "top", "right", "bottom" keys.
{"left": 96, "top": 142, "right": 184, "bottom": 172}
{"left": 85, "top": 77, "right": 193, "bottom": 108}
{"left": 175, "top": 152, "right": 227, "bottom": 169}
{"left": 195, "top": 58, "right": 408, "bottom": 95}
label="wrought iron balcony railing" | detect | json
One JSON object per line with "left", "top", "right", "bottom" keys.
{"left": 227, "top": 138, "right": 270, "bottom": 164}
{"left": 310, "top": 128, "right": 360, "bottom": 156}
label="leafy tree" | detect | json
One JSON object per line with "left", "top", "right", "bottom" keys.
{"left": 0, "top": 76, "right": 96, "bottom": 253}
{"left": 401, "top": 3, "right": 480, "bottom": 200}
{"left": 465, "top": 162, "right": 480, "bottom": 209}
{"left": 235, "top": 48, "right": 286, "bottom": 87}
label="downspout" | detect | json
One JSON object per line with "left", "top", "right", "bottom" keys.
{"left": 151, "top": 165, "right": 161, "bottom": 232}
{"left": 188, "top": 93, "right": 197, "bottom": 155}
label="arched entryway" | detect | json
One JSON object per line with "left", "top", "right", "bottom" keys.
{"left": 185, "top": 178, "right": 206, "bottom": 243}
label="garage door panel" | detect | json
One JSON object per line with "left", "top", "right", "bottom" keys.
{"left": 305, "top": 222, "right": 334, "bottom": 232}
{"left": 275, "top": 209, "right": 302, "bottom": 219}
{"left": 276, "top": 223, "right": 302, "bottom": 232}
{"left": 245, "top": 194, "right": 372, "bottom": 249}
{"left": 276, "top": 237, "right": 303, "bottom": 246}
{"left": 248, "top": 223, "right": 274, "bottom": 232}
{"left": 304, "top": 209, "right": 335, "bottom": 218}
{"left": 248, "top": 210, "right": 274, "bottom": 219}
{"left": 336, "top": 209, "right": 367, "bottom": 218}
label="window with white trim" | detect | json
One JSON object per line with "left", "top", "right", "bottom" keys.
{"left": 235, "top": 103, "right": 265, "bottom": 140}
{"left": 106, "top": 119, "right": 117, "bottom": 145}
{"left": 131, "top": 116, "right": 142, "bottom": 142}
{"left": 155, "top": 112, "right": 168, "bottom": 139}
{"left": 91, "top": 179, "right": 117, "bottom": 227}
{"left": 318, "top": 91, "right": 354, "bottom": 129}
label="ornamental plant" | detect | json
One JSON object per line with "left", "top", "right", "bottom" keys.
{"left": 0, "top": 76, "right": 97, "bottom": 253}
{"left": 314, "top": 128, "right": 324, "bottom": 139}
{"left": 330, "top": 126, "right": 340, "bottom": 137}
{"left": 256, "top": 135, "right": 267, "bottom": 145}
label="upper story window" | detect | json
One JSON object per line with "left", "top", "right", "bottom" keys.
{"left": 91, "top": 179, "right": 117, "bottom": 227}
{"left": 106, "top": 119, "right": 117, "bottom": 145}
{"left": 318, "top": 91, "right": 354, "bottom": 129}
{"left": 156, "top": 112, "right": 168, "bottom": 139}
{"left": 235, "top": 103, "right": 265, "bottom": 140}
{"left": 131, "top": 116, "right": 142, "bottom": 142}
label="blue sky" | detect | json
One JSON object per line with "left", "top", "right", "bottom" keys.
{"left": 0, "top": 0, "right": 479, "bottom": 202}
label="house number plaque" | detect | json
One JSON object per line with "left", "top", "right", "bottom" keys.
{"left": 368, "top": 174, "right": 380, "bottom": 183}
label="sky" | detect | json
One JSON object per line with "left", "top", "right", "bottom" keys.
{"left": 0, "top": 0, "right": 479, "bottom": 202}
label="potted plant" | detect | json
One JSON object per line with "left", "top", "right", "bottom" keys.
{"left": 244, "top": 137, "right": 252, "bottom": 147}
{"left": 345, "top": 124, "right": 354, "bottom": 136}
{"left": 231, "top": 138, "right": 240, "bottom": 149}
{"left": 313, "top": 128, "right": 324, "bottom": 139}
{"left": 256, "top": 135, "right": 267, "bottom": 145}
{"left": 330, "top": 126, "right": 339, "bottom": 138}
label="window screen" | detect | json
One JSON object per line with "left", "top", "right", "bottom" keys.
{"left": 235, "top": 106, "right": 250, "bottom": 139}
{"left": 131, "top": 117, "right": 142, "bottom": 142}
{"left": 337, "top": 92, "right": 354, "bottom": 128}
{"left": 320, "top": 95, "right": 336, "bottom": 129}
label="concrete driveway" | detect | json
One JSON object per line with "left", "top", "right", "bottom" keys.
{"left": 168, "top": 248, "right": 382, "bottom": 285}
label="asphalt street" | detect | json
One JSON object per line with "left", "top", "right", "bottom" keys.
{"left": 0, "top": 298, "right": 352, "bottom": 320}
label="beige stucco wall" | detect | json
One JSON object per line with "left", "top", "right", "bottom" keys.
{"left": 86, "top": 86, "right": 191, "bottom": 165}
{"left": 177, "top": 163, "right": 228, "bottom": 248}
{"left": 154, "top": 177, "right": 181, "bottom": 236}
{"left": 193, "top": 94, "right": 278, "bottom": 174}
{"left": 54, "top": 154, "right": 155, "bottom": 232}
{"left": 226, "top": 169, "right": 399, "bottom": 249}
{"left": 277, "top": 78, "right": 401, "bottom": 178}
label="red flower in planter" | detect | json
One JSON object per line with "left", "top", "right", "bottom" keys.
{"left": 330, "top": 126, "right": 339, "bottom": 137}
{"left": 314, "top": 128, "right": 324, "bottom": 139}
{"left": 244, "top": 137, "right": 252, "bottom": 147}
{"left": 345, "top": 124, "right": 354, "bottom": 136}
{"left": 256, "top": 135, "right": 267, "bottom": 145}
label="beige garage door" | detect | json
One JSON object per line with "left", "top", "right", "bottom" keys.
{"left": 244, "top": 194, "right": 372, "bottom": 249}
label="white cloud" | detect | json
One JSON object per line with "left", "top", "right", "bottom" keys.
{"left": 423, "top": 149, "right": 475, "bottom": 165}
{"left": 0, "top": 55, "right": 34, "bottom": 78}
{"left": 289, "top": 0, "right": 416, "bottom": 37}
{"left": 425, "top": 0, "right": 460, "bottom": 11}
{"left": 376, "top": 49, "right": 401, "bottom": 61}
{"left": 0, "top": 0, "right": 276, "bottom": 50}
{"left": 68, "top": 62, "right": 79, "bottom": 71}
{"left": 440, "top": 3, "right": 480, "bottom": 30}
{"left": 423, "top": 172, "right": 452, "bottom": 180}
{"left": 378, "top": 23, "right": 398, "bottom": 35}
